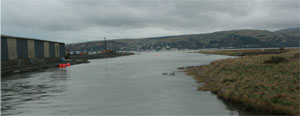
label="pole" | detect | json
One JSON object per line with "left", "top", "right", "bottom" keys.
{"left": 104, "top": 37, "right": 107, "bottom": 51}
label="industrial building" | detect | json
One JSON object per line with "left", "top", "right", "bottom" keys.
{"left": 1, "top": 35, "right": 65, "bottom": 75}
{"left": 1, "top": 35, "right": 65, "bottom": 60}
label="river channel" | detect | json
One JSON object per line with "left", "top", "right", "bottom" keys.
{"left": 2, "top": 51, "right": 251, "bottom": 115}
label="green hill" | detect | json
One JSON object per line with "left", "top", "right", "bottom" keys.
{"left": 67, "top": 28, "right": 299, "bottom": 51}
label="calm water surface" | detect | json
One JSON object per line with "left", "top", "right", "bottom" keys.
{"left": 2, "top": 51, "right": 248, "bottom": 115}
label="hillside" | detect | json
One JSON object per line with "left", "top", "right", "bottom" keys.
{"left": 67, "top": 28, "right": 299, "bottom": 51}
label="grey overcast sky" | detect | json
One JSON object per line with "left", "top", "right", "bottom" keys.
{"left": 1, "top": 0, "right": 299, "bottom": 43}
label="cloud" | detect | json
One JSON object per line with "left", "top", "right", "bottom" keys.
{"left": 1, "top": 0, "right": 299, "bottom": 43}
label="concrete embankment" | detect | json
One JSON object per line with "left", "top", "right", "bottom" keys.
{"left": 1, "top": 58, "right": 89, "bottom": 76}
{"left": 182, "top": 48, "right": 299, "bottom": 115}
{"left": 69, "top": 52, "right": 134, "bottom": 60}
{"left": 1, "top": 52, "right": 133, "bottom": 76}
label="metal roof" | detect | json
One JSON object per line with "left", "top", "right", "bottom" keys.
{"left": 1, "top": 35, "right": 65, "bottom": 44}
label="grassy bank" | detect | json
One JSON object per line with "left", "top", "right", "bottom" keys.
{"left": 184, "top": 48, "right": 299, "bottom": 115}
{"left": 199, "top": 48, "right": 288, "bottom": 56}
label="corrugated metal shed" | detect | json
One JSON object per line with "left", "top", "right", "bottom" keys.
{"left": 1, "top": 35, "right": 65, "bottom": 61}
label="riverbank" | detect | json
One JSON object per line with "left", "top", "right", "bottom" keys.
{"left": 69, "top": 52, "right": 134, "bottom": 60}
{"left": 1, "top": 58, "right": 89, "bottom": 76}
{"left": 183, "top": 48, "right": 299, "bottom": 115}
{"left": 2, "top": 51, "right": 244, "bottom": 115}
{"left": 1, "top": 52, "right": 134, "bottom": 76}
{"left": 198, "top": 48, "right": 288, "bottom": 56}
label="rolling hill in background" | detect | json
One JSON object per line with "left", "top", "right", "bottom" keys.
{"left": 66, "top": 27, "right": 299, "bottom": 51}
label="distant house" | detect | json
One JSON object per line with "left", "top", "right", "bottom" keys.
{"left": 70, "top": 51, "right": 81, "bottom": 55}
{"left": 88, "top": 51, "right": 97, "bottom": 55}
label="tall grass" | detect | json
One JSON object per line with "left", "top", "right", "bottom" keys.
{"left": 185, "top": 48, "right": 299, "bottom": 115}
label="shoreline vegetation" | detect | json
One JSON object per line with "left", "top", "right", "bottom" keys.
{"left": 182, "top": 48, "right": 299, "bottom": 115}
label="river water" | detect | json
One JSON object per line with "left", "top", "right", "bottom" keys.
{"left": 2, "top": 51, "right": 248, "bottom": 115}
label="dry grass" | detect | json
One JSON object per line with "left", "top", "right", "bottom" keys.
{"left": 199, "top": 48, "right": 288, "bottom": 56}
{"left": 185, "top": 48, "right": 300, "bottom": 115}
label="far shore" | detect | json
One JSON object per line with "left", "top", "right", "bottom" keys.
{"left": 181, "top": 48, "right": 299, "bottom": 115}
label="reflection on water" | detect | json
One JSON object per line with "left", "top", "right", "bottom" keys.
{"left": 1, "top": 69, "right": 68, "bottom": 115}
{"left": 1, "top": 51, "right": 254, "bottom": 115}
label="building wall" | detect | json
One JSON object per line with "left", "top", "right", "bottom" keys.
{"left": 1, "top": 38, "right": 8, "bottom": 60}
{"left": 28, "top": 40, "right": 35, "bottom": 59}
{"left": 59, "top": 43, "right": 65, "bottom": 57}
{"left": 17, "top": 39, "right": 28, "bottom": 59}
{"left": 1, "top": 35, "right": 65, "bottom": 61}
{"left": 44, "top": 42, "right": 49, "bottom": 58}
{"left": 35, "top": 40, "right": 44, "bottom": 58}
{"left": 7, "top": 38, "right": 17, "bottom": 60}
{"left": 49, "top": 42, "right": 56, "bottom": 58}
{"left": 55, "top": 43, "right": 60, "bottom": 57}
